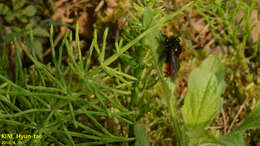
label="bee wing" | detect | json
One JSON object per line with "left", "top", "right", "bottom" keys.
{"left": 170, "top": 51, "right": 180, "bottom": 81}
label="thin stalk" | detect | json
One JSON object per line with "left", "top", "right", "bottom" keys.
{"left": 151, "top": 46, "right": 183, "bottom": 146}
{"left": 168, "top": 86, "right": 183, "bottom": 146}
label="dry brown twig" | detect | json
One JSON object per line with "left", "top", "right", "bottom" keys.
{"left": 227, "top": 98, "right": 248, "bottom": 133}
{"left": 221, "top": 108, "right": 227, "bottom": 135}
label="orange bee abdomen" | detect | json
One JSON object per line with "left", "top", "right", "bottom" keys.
{"left": 163, "top": 62, "right": 171, "bottom": 77}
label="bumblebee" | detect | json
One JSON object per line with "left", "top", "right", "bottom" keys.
{"left": 160, "top": 35, "right": 182, "bottom": 81}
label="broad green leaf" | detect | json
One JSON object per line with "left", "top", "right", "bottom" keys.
{"left": 217, "top": 132, "right": 245, "bottom": 146}
{"left": 184, "top": 127, "right": 222, "bottom": 146}
{"left": 143, "top": 7, "right": 153, "bottom": 29}
{"left": 5, "top": 14, "right": 15, "bottom": 22}
{"left": 11, "top": 26, "right": 23, "bottom": 32}
{"left": 133, "top": 3, "right": 144, "bottom": 15}
{"left": 32, "top": 40, "right": 43, "bottom": 61}
{"left": 6, "top": 32, "right": 22, "bottom": 42}
{"left": 142, "top": 6, "right": 161, "bottom": 51}
{"left": 181, "top": 55, "right": 225, "bottom": 129}
{"left": 182, "top": 71, "right": 219, "bottom": 128}
{"left": 134, "top": 123, "right": 149, "bottom": 146}
{"left": 142, "top": 14, "right": 160, "bottom": 53}
{"left": 142, "top": 28, "right": 160, "bottom": 53}
{"left": 17, "top": 15, "right": 28, "bottom": 23}
{"left": 12, "top": 0, "right": 26, "bottom": 10}
{"left": 199, "top": 55, "right": 225, "bottom": 82}
{"left": 233, "top": 100, "right": 260, "bottom": 133}
{"left": 0, "top": 4, "right": 11, "bottom": 15}
{"left": 33, "top": 27, "right": 49, "bottom": 37}
{"left": 22, "top": 5, "right": 36, "bottom": 17}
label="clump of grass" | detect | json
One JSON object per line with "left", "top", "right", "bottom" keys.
{"left": 194, "top": 0, "right": 260, "bottom": 101}
{"left": 0, "top": 23, "right": 136, "bottom": 145}
{"left": 192, "top": 1, "right": 260, "bottom": 144}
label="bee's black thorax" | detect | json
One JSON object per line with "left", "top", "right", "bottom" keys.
{"left": 161, "top": 35, "right": 182, "bottom": 81}
{"left": 165, "top": 36, "right": 182, "bottom": 57}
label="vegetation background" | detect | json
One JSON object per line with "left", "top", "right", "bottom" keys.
{"left": 0, "top": 0, "right": 259, "bottom": 145}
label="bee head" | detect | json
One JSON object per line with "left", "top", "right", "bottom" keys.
{"left": 165, "top": 36, "right": 182, "bottom": 57}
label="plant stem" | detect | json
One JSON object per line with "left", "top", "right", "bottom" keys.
{"left": 151, "top": 47, "right": 183, "bottom": 145}
{"left": 168, "top": 87, "right": 183, "bottom": 146}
